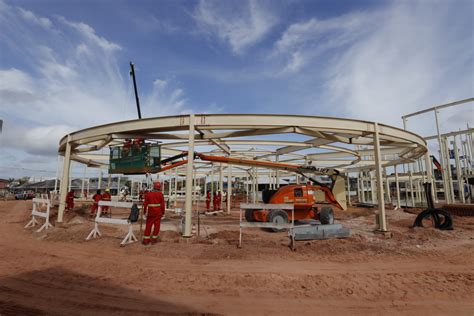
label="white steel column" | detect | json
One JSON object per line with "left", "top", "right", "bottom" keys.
{"left": 453, "top": 136, "right": 465, "bottom": 203}
{"left": 384, "top": 167, "right": 391, "bottom": 204}
{"left": 174, "top": 168, "right": 178, "bottom": 208}
{"left": 434, "top": 109, "right": 450, "bottom": 204}
{"left": 98, "top": 170, "right": 102, "bottom": 191}
{"left": 168, "top": 173, "right": 172, "bottom": 200}
{"left": 373, "top": 123, "right": 387, "bottom": 232}
{"left": 58, "top": 135, "right": 72, "bottom": 223}
{"left": 86, "top": 178, "right": 90, "bottom": 197}
{"left": 346, "top": 173, "right": 352, "bottom": 206}
{"left": 54, "top": 155, "right": 61, "bottom": 193}
{"left": 183, "top": 114, "right": 195, "bottom": 237}
{"left": 219, "top": 163, "right": 223, "bottom": 208}
{"left": 356, "top": 173, "right": 362, "bottom": 203}
{"left": 81, "top": 165, "right": 86, "bottom": 198}
{"left": 409, "top": 171, "right": 414, "bottom": 207}
{"left": 424, "top": 153, "right": 435, "bottom": 203}
{"left": 370, "top": 171, "right": 377, "bottom": 204}
{"left": 210, "top": 164, "right": 214, "bottom": 194}
{"left": 227, "top": 165, "right": 232, "bottom": 214}
{"left": 444, "top": 137, "right": 455, "bottom": 203}
{"left": 275, "top": 155, "right": 280, "bottom": 188}
{"left": 395, "top": 165, "right": 401, "bottom": 209}
{"left": 117, "top": 175, "right": 121, "bottom": 196}
{"left": 361, "top": 172, "right": 366, "bottom": 203}
{"left": 68, "top": 161, "right": 73, "bottom": 191}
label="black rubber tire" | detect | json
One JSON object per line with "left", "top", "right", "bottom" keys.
{"left": 245, "top": 209, "right": 256, "bottom": 222}
{"left": 319, "top": 206, "right": 334, "bottom": 225}
{"left": 268, "top": 209, "right": 289, "bottom": 232}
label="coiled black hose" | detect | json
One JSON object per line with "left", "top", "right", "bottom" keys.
{"left": 413, "top": 208, "right": 453, "bottom": 230}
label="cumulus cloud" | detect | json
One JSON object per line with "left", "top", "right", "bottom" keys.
{"left": 193, "top": 0, "right": 277, "bottom": 54}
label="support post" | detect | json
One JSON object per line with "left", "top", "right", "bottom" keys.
{"left": 204, "top": 174, "right": 207, "bottom": 197}
{"left": 211, "top": 164, "right": 214, "bottom": 194}
{"left": 57, "top": 135, "right": 72, "bottom": 223}
{"left": 54, "top": 155, "right": 60, "bottom": 193}
{"left": 227, "top": 165, "right": 232, "bottom": 214}
{"left": 384, "top": 167, "right": 391, "bottom": 204}
{"left": 81, "top": 165, "right": 86, "bottom": 198}
{"left": 434, "top": 110, "right": 450, "bottom": 203}
{"left": 370, "top": 171, "right": 377, "bottom": 204}
{"left": 68, "top": 161, "right": 73, "bottom": 192}
{"left": 409, "top": 171, "right": 414, "bottom": 207}
{"left": 356, "top": 172, "right": 362, "bottom": 203}
{"left": 424, "top": 152, "right": 435, "bottom": 204}
{"left": 117, "top": 175, "right": 121, "bottom": 197}
{"left": 373, "top": 123, "right": 387, "bottom": 232}
{"left": 346, "top": 173, "right": 352, "bottom": 206}
{"left": 98, "top": 170, "right": 103, "bottom": 192}
{"left": 276, "top": 155, "right": 280, "bottom": 188}
{"left": 173, "top": 168, "right": 178, "bottom": 208}
{"left": 183, "top": 114, "right": 195, "bottom": 237}
{"left": 395, "top": 165, "right": 401, "bottom": 209}
{"left": 219, "top": 163, "right": 223, "bottom": 208}
{"left": 444, "top": 137, "right": 455, "bottom": 203}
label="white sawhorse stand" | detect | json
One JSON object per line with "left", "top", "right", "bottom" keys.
{"left": 86, "top": 201, "right": 138, "bottom": 246}
{"left": 25, "top": 198, "right": 53, "bottom": 232}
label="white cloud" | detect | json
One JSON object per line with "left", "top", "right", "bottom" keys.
{"left": 18, "top": 7, "right": 52, "bottom": 29}
{"left": 142, "top": 78, "right": 187, "bottom": 116}
{"left": 193, "top": 0, "right": 277, "bottom": 54}
{"left": 0, "top": 3, "right": 197, "bottom": 165}
{"left": 2, "top": 124, "right": 75, "bottom": 156}
{"left": 322, "top": 2, "right": 473, "bottom": 130}
{"left": 58, "top": 16, "right": 122, "bottom": 52}
{"left": 273, "top": 11, "right": 374, "bottom": 74}
{"left": 272, "top": 1, "right": 473, "bottom": 136}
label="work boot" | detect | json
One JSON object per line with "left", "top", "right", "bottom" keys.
{"left": 142, "top": 238, "right": 151, "bottom": 246}
{"left": 151, "top": 236, "right": 160, "bottom": 244}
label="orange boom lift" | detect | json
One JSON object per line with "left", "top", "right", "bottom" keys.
{"left": 158, "top": 152, "right": 347, "bottom": 226}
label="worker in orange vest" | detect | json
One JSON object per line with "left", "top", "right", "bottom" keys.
{"left": 90, "top": 190, "right": 102, "bottom": 216}
{"left": 143, "top": 181, "right": 165, "bottom": 245}
{"left": 66, "top": 190, "right": 75, "bottom": 210}
{"left": 206, "top": 191, "right": 211, "bottom": 211}
{"left": 101, "top": 188, "right": 112, "bottom": 215}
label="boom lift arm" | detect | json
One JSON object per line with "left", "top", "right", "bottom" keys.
{"left": 158, "top": 151, "right": 344, "bottom": 209}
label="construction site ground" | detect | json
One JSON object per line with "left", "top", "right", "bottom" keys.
{"left": 1, "top": 200, "right": 473, "bottom": 315}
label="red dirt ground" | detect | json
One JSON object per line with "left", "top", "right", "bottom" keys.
{"left": 0, "top": 200, "right": 473, "bottom": 315}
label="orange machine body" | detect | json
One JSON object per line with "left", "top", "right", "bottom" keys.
{"left": 250, "top": 184, "right": 342, "bottom": 222}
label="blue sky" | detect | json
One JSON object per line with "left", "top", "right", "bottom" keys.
{"left": 0, "top": 0, "right": 473, "bottom": 178}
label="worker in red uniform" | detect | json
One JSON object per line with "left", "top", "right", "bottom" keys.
{"left": 123, "top": 138, "right": 132, "bottom": 156}
{"left": 143, "top": 181, "right": 165, "bottom": 245}
{"left": 66, "top": 190, "right": 75, "bottom": 210}
{"left": 206, "top": 191, "right": 211, "bottom": 211}
{"left": 101, "top": 188, "right": 112, "bottom": 216}
{"left": 90, "top": 190, "right": 102, "bottom": 216}
{"left": 213, "top": 191, "right": 222, "bottom": 211}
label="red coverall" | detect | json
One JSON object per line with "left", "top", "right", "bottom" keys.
{"left": 91, "top": 193, "right": 102, "bottom": 215}
{"left": 101, "top": 192, "right": 112, "bottom": 214}
{"left": 206, "top": 192, "right": 211, "bottom": 211}
{"left": 66, "top": 191, "right": 74, "bottom": 210}
{"left": 143, "top": 190, "right": 165, "bottom": 244}
{"left": 213, "top": 192, "right": 221, "bottom": 211}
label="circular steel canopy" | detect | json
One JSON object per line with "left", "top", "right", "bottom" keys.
{"left": 58, "top": 114, "right": 427, "bottom": 174}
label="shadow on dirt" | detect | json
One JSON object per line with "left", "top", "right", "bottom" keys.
{"left": 0, "top": 267, "right": 218, "bottom": 315}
